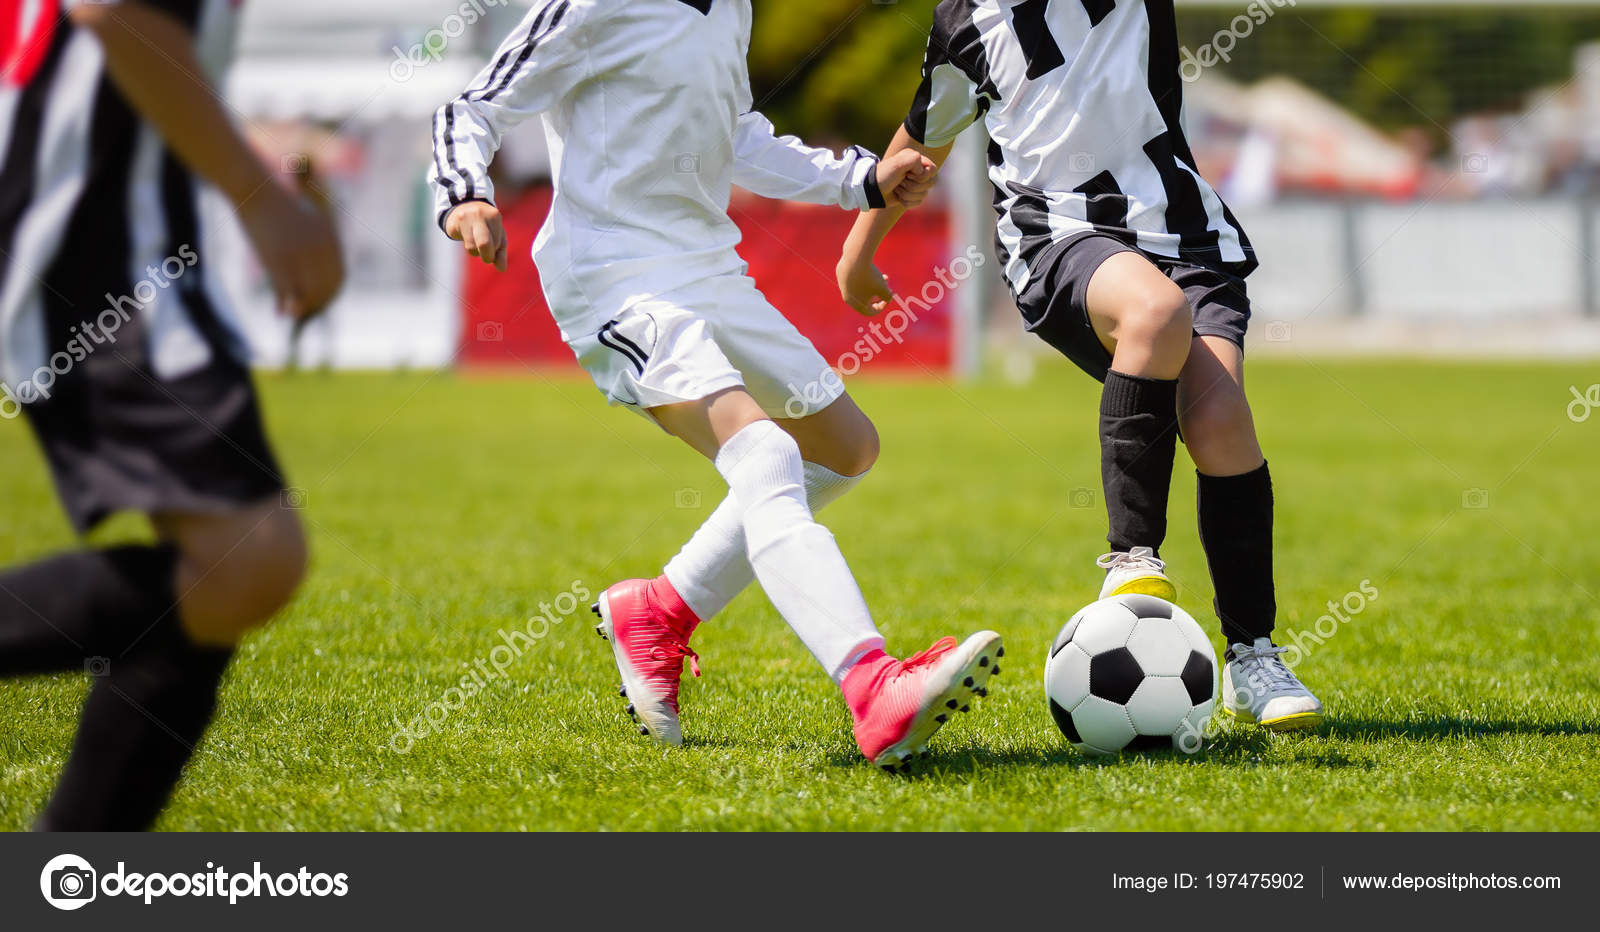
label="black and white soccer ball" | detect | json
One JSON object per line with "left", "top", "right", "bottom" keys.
{"left": 1044, "top": 594, "right": 1216, "bottom": 755}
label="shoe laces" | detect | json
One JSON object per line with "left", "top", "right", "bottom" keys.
{"left": 1230, "top": 641, "right": 1297, "bottom": 692}
{"left": 901, "top": 636, "right": 958, "bottom": 672}
{"left": 650, "top": 640, "right": 701, "bottom": 678}
{"left": 1096, "top": 547, "right": 1166, "bottom": 573}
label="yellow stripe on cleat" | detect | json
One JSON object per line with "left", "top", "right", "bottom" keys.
{"left": 1109, "top": 576, "right": 1177, "bottom": 602}
{"left": 1259, "top": 711, "right": 1323, "bottom": 732}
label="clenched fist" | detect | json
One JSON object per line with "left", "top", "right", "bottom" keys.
{"left": 445, "top": 200, "right": 510, "bottom": 273}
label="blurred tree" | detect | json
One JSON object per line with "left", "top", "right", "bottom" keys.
{"left": 750, "top": 0, "right": 940, "bottom": 147}
{"left": 747, "top": 2, "right": 1600, "bottom": 148}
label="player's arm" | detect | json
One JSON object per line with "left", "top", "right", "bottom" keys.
{"left": 837, "top": 127, "right": 954, "bottom": 315}
{"left": 69, "top": 1, "right": 344, "bottom": 320}
{"left": 431, "top": 4, "right": 596, "bottom": 273}
{"left": 731, "top": 111, "right": 937, "bottom": 213}
{"left": 836, "top": 13, "right": 991, "bottom": 315}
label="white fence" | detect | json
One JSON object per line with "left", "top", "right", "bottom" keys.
{"left": 1241, "top": 199, "right": 1597, "bottom": 320}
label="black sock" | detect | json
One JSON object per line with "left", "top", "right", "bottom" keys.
{"left": 0, "top": 545, "right": 181, "bottom": 676}
{"left": 1100, "top": 371, "right": 1180, "bottom": 555}
{"left": 37, "top": 636, "right": 233, "bottom": 831}
{"left": 0, "top": 544, "right": 232, "bottom": 831}
{"left": 1197, "top": 463, "right": 1276, "bottom": 644}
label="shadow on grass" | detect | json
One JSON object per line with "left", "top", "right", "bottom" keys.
{"left": 816, "top": 728, "right": 1365, "bottom": 776}
{"left": 818, "top": 744, "right": 1091, "bottom": 775}
{"left": 780, "top": 713, "right": 1598, "bottom": 777}
{"left": 1326, "top": 715, "right": 1600, "bottom": 741}
{"left": 812, "top": 716, "right": 1408, "bottom": 775}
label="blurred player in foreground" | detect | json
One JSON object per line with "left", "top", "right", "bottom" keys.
{"left": 838, "top": 0, "right": 1322, "bottom": 730}
{"left": 431, "top": 0, "right": 1002, "bottom": 770}
{"left": 0, "top": 0, "right": 342, "bottom": 829}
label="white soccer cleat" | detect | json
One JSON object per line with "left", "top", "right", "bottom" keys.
{"left": 1097, "top": 547, "right": 1177, "bottom": 601}
{"left": 1222, "top": 638, "right": 1324, "bottom": 731}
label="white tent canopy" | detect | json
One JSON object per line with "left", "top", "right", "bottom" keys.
{"left": 237, "top": 0, "right": 528, "bottom": 57}
{"left": 228, "top": 58, "right": 482, "bottom": 122}
{"left": 228, "top": 0, "right": 523, "bottom": 121}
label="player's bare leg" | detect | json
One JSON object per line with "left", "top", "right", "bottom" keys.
{"left": 1177, "top": 337, "right": 1322, "bottom": 730}
{"left": 153, "top": 500, "right": 309, "bottom": 647}
{"left": 778, "top": 392, "right": 880, "bottom": 477}
{"left": 1084, "top": 252, "right": 1191, "bottom": 601}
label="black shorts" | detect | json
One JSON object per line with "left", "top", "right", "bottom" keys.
{"left": 17, "top": 348, "right": 284, "bottom": 535}
{"left": 1015, "top": 233, "right": 1253, "bottom": 383}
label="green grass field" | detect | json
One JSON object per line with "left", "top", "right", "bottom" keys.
{"left": 2, "top": 358, "right": 1597, "bottom": 831}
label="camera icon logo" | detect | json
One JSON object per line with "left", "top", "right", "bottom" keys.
{"left": 675, "top": 153, "right": 701, "bottom": 174}
{"left": 674, "top": 488, "right": 702, "bottom": 509}
{"left": 1068, "top": 152, "right": 1096, "bottom": 174}
{"left": 1068, "top": 487, "right": 1095, "bottom": 508}
{"left": 1264, "top": 321, "right": 1292, "bottom": 343}
{"left": 477, "top": 321, "right": 505, "bottom": 343}
{"left": 40, "top": 854, "right": 96, "bottom": 910}
{"left": 1462, "top": 488, "right": 1491, "bottom": 510}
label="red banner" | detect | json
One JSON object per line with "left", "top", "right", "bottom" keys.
{"left": 459, "top": 186, "right": 955, "bottom": 374}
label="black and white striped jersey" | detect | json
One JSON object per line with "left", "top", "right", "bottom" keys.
{"left": 905, "top": 0, "right": 1256, "bottom": 296}
{"left": 0, "top": 0, "right": 246, "bottom": 402}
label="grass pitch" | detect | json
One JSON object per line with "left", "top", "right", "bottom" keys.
{"left": 1, "top": 358, "right": 1597, "bottom": 831}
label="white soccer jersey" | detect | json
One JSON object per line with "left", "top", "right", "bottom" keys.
{"left": 429, "top": 0, "right": 886, "bottom": 341}
{"left": 0, "top": 0, "right": 245, "bottom": 396}
{"left": 905, "top": 0, "right": 1256, "bottom": 297}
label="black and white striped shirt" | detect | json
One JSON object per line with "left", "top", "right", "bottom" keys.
{"left": 905, "top": 0, "right": 1256, "bottom": 297}
{"left": 0, "top": 0, "right": 244, "bottom": 400}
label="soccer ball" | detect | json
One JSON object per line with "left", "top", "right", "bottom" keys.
{"left": 1044, "top": 594, "right": 1216, "bottom": 755}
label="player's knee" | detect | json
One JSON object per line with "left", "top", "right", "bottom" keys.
{"left": 840, "top": 417, "right": 880, "bottom": 476}
{"left": 1113, "top": 286, "right": 1193, "bottom": 374}
{"left": 251, "top": 511, "right": 309, "bottom": 620}
{"left": 179, "top": 509, "right": 308, "bottom": 642}
{"left": 1120, "top": 285, "right": 1193, "bottom": 351}
{"left": 798, "top": 398, "right": 880, "bottom": 476}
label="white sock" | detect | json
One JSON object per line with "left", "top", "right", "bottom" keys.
{"left": 664, "top": 461, "right": 867, "bottom": 622}
{"left": 711, "top": 421, "right": 883, "bottom": 681}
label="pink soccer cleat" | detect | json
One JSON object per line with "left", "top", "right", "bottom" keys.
{"left": 593, "top": 577, "right": 701, "bottom": 746}
{"left": 841, "top": 631, "right": 1004, "bottom": 772}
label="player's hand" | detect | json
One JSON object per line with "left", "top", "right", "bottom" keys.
{"left": 445, "top": 200, "right": 510, "bottom": 273}
{"left": 875, "top": 150, "right": 939, "bottom": 209}
{"left": 237, "top": 185, "right": 345, "bottom": 322}
{"left": 837, "top": 254, "right": 894, "bottom": 316}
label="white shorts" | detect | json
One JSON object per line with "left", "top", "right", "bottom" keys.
{"left": 569, "top": 273, "right": 845, "bottom": 420}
